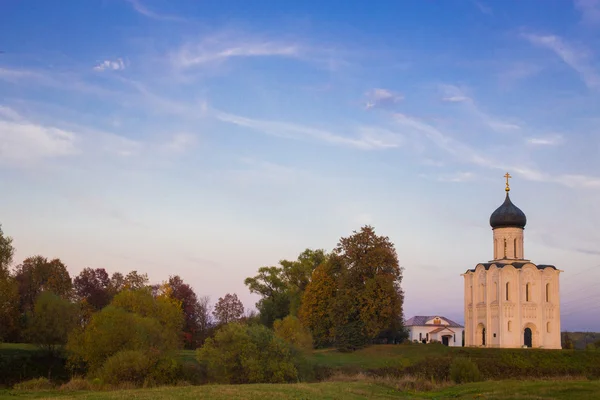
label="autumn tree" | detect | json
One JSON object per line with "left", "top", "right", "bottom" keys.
{"left": 14, "top": 256, "right": 72, "bottom": 313}
{"left": 245, "top": 249, "right": 327, "bottom": 327}
{"left": 73, "top": 268, "right": 112, "bottom": 311}
{"left": 0, "top": 224, "right": 14, "bottom": 276}
{"left": 153, "top": 275, "right": 211, "bottom": 348}
{"left": 299, "top": 226, "right": 404, "bottom": 351}
{"left": 273, "top": 315, "right": 313, "bottom": 351}
{"left": 213, "top": 293, "right": 244, "bottom": 325}
{"left": 26, "top": 291, "right": 78, "bottom": 354}
{"left": 298, "top": 262, "right": 337, "bottom": 347}
{"left": 332, "top": 225, "right": 404, "bottom": 350}
{"left": 67, "top": 288, "right": 184, "bottom": 371}
{"left": 0, "top": 225, "right": 18, "bottom": 341}
{"left": 165, "top": 275, "right": 200, "bottom": 347}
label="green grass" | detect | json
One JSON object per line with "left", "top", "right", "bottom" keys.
{"left": 0, "top": 343, "right": 38, "bottom": 354}
{"left": 307, "top": 343, "right": 454, "bottom": 369}
{"left": 1, "top": 380, "right": 599, "bottom": 400}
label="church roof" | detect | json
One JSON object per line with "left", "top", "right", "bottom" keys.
{"left": 405, "top": 316, "right": 464, "bottom": 328}
{"left": 465, "top": 262, "right": 557, "bottom": 273}
{"left": 489, "top": 192, "right": 527, "bottom": 229}
{"left": 429, "top": 327, "right": 455, "bottom": 334}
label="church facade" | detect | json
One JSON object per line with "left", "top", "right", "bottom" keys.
{"left": 462, "top": 174, "right": 562, "bottom": 349}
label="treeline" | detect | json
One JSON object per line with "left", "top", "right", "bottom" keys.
{"left": 0, "top": 224, "right": 406, "bottom": 386}
{"left": 245, "top": 225, "right": 407, "bottom": 351}
{"left": 0, "top": 246, "right": 236, "bottom": 350}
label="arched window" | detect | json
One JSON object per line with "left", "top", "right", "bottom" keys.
{"left": 480, "top": 283, "right": 485, "bottom": 302}
{"left": 503, "top": 239, "right": 507, "bottom": 258}
{"left": 508, "top": 320, "right": 512, "bottom": 332}
{"left": 547, "top": 322, "right": 551, "bottom": 333}
{"left": 526, "top": 283, "right": 530, "bottom": 302}
{"left": 513, "top": 238, "right": 517, "bottom": 257}
{"left": 506, "top": 282, "right": 510, "bottom": 301}
{"left": 546, "top": 283, "right": 550, "bottom": 302}
{"left": 494, "top": 282, "right": 498, "bottom": 301}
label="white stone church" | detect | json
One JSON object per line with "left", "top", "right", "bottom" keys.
{"left": 462, "top": 174, "right": 562, "bottom": 349}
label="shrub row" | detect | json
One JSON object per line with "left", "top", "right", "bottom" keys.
{"left": 0, "top": 350, "right": 69, "bottom": 387}
{"left": 401, "top": 349, "right": 600, "bottom": 381}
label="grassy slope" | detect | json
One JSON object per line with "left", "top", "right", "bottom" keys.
{"left": 2, "top": 380, "right": 600, "bottom": 400}
{"left": 308, "top": 343, "right": 454, "bottom": 369}
{"left": 0, "top": 343, "right": 38, "bottom": 353}
{"left": 176, "top": 342, "right": 455, "bottom": 370}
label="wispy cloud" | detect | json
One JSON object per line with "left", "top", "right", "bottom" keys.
{"left": 421, "top": 171, "right": 477, "bottom": 183}
{"left": 0, "top": 105, "right": 23, "bottom": 121}
{"left": 526, "top": 134, "right": 564, "bottom": 146}
{"left": 393, "top": 111, "right": 600, "bottom": 189}
{"left": 439, "top": 84, "right": 521, "bottom": 132}
{"left": 0, "top": 67, "right": 48, "bottom": 84}
{"left": 214, "top": 109, "right": 403, "bottom": 150}
{"left": 172, "top": 33, "right": 301, "bottom": 69}
{"left": 0, "top": 105, "right": 147, "bottom": 163}
{"left": 222, "top": 158, "right": 316, "bottom": 188}
{"left": 439, "top": 84, "right": 473, "bottom": 103}
{"left": 574, "top": 0, "right": 600, "bottom": 25}
{"left": 163, "top": 133, "right": 198, "bottom": 153}
{"left": 93, "top": 58, "right": 126, "bottom": 71}
{"left": 0, "top": 109, "right": 79, "bottom": 165}
{"left": 124, "top": 0, "right": 185, "bottom": 22}
{"left": 497, "top": 62, "right": 543, "bottom": 88}
{"left": 97, "top": 132, "right": 141, "bottom": 157}
{"left": 472, "top": 0, "right": 493, "bottom": 15}
{"left": 364, "top": 88, "right": 403, "bottom": 109}
{"left": 523, "top": 33, "right": 600, "bottom": 89}
{"left": 442, "top": 95, "right": 471, "bottom": 103}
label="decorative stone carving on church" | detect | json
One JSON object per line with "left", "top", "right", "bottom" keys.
{"left": 461, "top": 173, "right": 562, "bottom": 349}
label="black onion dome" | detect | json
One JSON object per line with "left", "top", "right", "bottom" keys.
{"left": 489, "top": 193, "right": 527, "bottom": 229}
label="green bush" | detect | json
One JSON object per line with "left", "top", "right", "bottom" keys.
{"left": 13, "top": 377, "right": 54, "bottom": 390}
{"left": 96, "top": 350, "right": 188, "bottom": 387}
{"left": 146, "top": 355, "right": 182, "bottom": 386}
{"left": 67, "top": 289, "right": 184, "bottom": 373}
{"left": 196, "top": 323, "right": 300, "bottom": 384}
{"left": 586, "top": 343, "right": 597, "bottom": 352}
{"left": 178, "top": 361, "right": 208, "bottom": 385}
{"left": 449, "top": 357, "right": 481, "bottom": 383}
{"left": 404, "top": 357, "right": 451, "bottom": 381}
{"left": 97, "top": 350, "right": 153, "bottom": 385}
{"left": 273, "top": 316, "right": 313, "bottom": 351}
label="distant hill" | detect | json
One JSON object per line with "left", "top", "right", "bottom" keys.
{"left": 562, "top": 331, "right": 600, "bottom": 349}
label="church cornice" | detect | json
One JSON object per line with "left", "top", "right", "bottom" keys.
{"left": 464, "top": 262, "right": 558, "bottom": 274}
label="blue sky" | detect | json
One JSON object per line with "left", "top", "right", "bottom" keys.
{"left": 1, "top": 0, "right": 600, "bottom": 331}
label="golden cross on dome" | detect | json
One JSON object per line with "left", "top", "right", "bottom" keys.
{"left": 504, "top": 172, "right": 512, "bottom": 192}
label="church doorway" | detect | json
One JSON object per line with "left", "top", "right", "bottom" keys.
{"left": 476, "top": 323, "right": 486, "bottom": 346}
{"left": 524, "top": 328, "right": 532, "bottom": 348}
{"left": 442, "top": 335, "right": 451, "bottom": 346}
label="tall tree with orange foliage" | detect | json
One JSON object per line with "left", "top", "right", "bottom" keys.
{"left": 298, "top": 262, "right": 337, "bottom": 347}
{"left": 300, "top": 226, "right": 405, "bottom": 351}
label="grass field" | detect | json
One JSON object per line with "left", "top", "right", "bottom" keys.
{"left": 3, "top": 343, "right": 600, "bottom": 399}
{"left": 1, "top": 379, "right": 599, "bottom": 399}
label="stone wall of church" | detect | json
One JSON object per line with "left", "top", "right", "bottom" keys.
{"left": 463, "top": 263, "right": 561, "bottom": 349}
{"left": 492, "top": 227, "right": 524, "bottom": 260}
